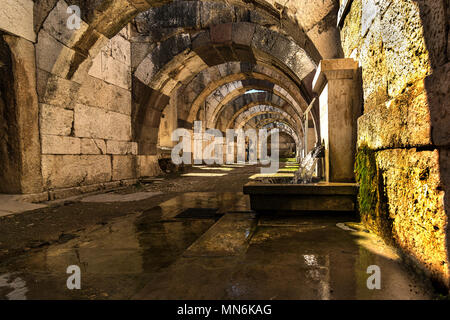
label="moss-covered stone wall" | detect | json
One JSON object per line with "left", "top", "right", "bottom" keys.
{"left": 343, "top": 0, "right": 450, "bottom": 289}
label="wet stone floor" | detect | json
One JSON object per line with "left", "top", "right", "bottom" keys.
{"left": 0, "top": 165, "right": 437, "bottom": 300}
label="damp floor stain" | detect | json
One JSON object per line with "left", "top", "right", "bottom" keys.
{"left": 0, "top": 191, "right": 436, "bottom": 300}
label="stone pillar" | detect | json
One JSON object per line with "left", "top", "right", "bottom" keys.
{"left": 0, "top": 35, "right": 43, "bottom": 194}
{"left": 312, "top": 58, "right": 360, "bottom": 182}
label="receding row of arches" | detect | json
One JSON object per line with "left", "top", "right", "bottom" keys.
{"left": 0, "top": 0, "right": 343, "bottom": 193}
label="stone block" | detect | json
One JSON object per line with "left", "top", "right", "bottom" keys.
{"left": 138, "top": 155, "right": 161, "bottom": 177}
{"left": 41, "top": 135, "right": 81, "bottom": 155}
{"left": 78, "top": 75, "right": 132, "bottom": 115}
{"left": 340, "top": 0, "right": 362, "bottom": 57}
{"left": 191, "top": 30, "right": 211, "bottom": 50}
{"left": 357, "top": 79, "right": 432, "bottom": 149}
{"left": 40, "top": 104, "right": 74, "bottom": 136}
{"left": 200, "top": 1, "right": 234, "bottom": 27}
{"left": 36, "top": 69, "right": 81, "bottom": 109}
{"left": 74, "top": 104, "right": 131, "bottom": 141}
{"left": 42, "top": 0, "right": 89, "bottom": 48}
{"left": 375, "top": 148, "right": 448, "bottom": 286}
{"left": 89, "top": 51, "right": 131, "bottom": 90}
{"left": 42, "top": 155, "right": 112, "bottom": 189}
{"left": 106, "top": 141, "right": 138, "bottom": 155}
{"left": 358, "top": 17, "right": 388, "bottom": 112}
{"left": 139, "top": 140, "right": 158, "bottom": 155}
{"left": 380, "top": 0, "right": 433, "bottom": 98}
{"left": 112, "top": 155, "right": 137, "bottom": 181}
{"left": 109, "top": 34, "right": 131, "bottom": 66}
{"left": 361, "top": 0, "right": 377, "bottom": 37}
{"left": 36, "top": 30, "right": 75, "bottom": 78}
{"left": 425, "top": 62, "right": 450, "bottom": 147}
{"left": 133, "top": 55, "right": 156, "bottom": 86}
{"left": 252, "top": 25, "right": 280, "bottom": 54}
{"left": 210, "top": 23, "right": 232, "bottom": 44}
{"left": 306, "top": 22, "right": 343, "bottom": 60}
{"left": 81, "top": 138, "right": 107, "bottom": 155}
{"left": 285, "top": 49, "right": 316, "bottom": 81}
{"left": 0, "top": 0, "right": 35, "bottom": 42}
{"left": 412, "top": 0, "right": 447, "bottom": 69}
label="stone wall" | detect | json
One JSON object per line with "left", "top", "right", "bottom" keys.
{"left": 0, "top": 0, "right": 165, "bottom": 197}
{"left": 36, "top": 1, "right": 143, "bottom": 191}
{"left": 341, "top": 0, "right": 450, "bottom": 288}
{"left": 0, "top": 0, "right": 42, "bottom": 194}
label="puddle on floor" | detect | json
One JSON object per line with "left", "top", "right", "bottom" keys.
{"left": 0, "top": 193, "right": 436, "bottom": 300}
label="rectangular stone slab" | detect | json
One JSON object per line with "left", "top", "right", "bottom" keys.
{"left": 183, "top": 213, "right": 257, "bottom": 257}
{"left": 243, "top": 182, "right": 358, "bottom": 212}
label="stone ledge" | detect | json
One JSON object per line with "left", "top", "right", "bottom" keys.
{"left": 47, "top": 179, "right": 138, "bottom": 201}
{"left": 7, "top": 179, "right": 139, "bottom": 203}
{"left": 312, "top": 58, "right": 358, "bottom": 93}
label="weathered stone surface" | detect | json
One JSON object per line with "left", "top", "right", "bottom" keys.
{"left": 109, "top": 34, "right": 131, "bottom": 66}
{"left": 0, "top": 35, "right": 42, "bottom": 194}
{"left": 290, "top": 0, "right": 336, "bottom": 32}
{"left": 425, "top": 62, "right": 450, "bottom": 147}
{"left": 81, "top": 138, "right": 107, "bottom": 155}
{"left": 135, "top": 33, "right": 192, "bottom": 86}
{"left": 42, "top": 0, "right": 89, "bottom": 48}
{"left": 184, "top": 213, "right": 257, "bottom": 256}
{"left": 81, "top": 138, "right": 106, "bottom": 154}
{"left": 112, "top": 155, "right": 137, "bottom": 180}
{"left": 33, "top": 0, "right": 59, "bottom": 33}
{"left": 78, "top": 75, "right": 132, "bottom": 115}
{"left": 361, "top": 0, "right": 378, "bottom": 37}
{"left": 137, "top": 155, "right": 161, "bottom": 177}
{"left": 413, "top": 0, "right": 447, "bottom": 69}
{"left": 70, "top": 0, "right": 138, "bottom": 39}
{"left": 375, "top": 148, "right": 448, "bottom": 286}
{"left": 74, "top": 104, "right": 131, "bottom": 141}
{"left": 41, "top": 135, "right": 81, "bottom": 155}
{"left": 42, "top": 155, "right": 112, "bottom": 189}
{"left": 37, "top": 69, "right": 81, "bottom": 109}
{"left": 359, "top": 16, "right": 388, "bottom": 112}
{"left": 0, "top": 0, "right": 35, "bottom": 42}
{"left": 200, "top": 1, "right": 234, "bottom": 28}
{"left": 306, "top": 18, "right": 343, "bottom": 60}
{"left": 313, "top": 59, "right": 359, "bottom": 183}
{"left": 441, "top": 148, "right": 450, "bottom": 245}
{"left": 448, "top": 31, "right": 450, "bottom": 61}
{"left": 40, "top": 104, "right": 74, "bottom": 136}
{"left": 340, "top": 0, "right": 362, "bottom": 57}
{"left": 36, "top": 30, "right": 75, "bottom": 78}
{"left": 106, "top": 140, "right": 138, "bottom": 155}
{"left": 89, "top": 50, "right": 131, "bottom": 90}
{"left": 380, "top": 0, "right": 433, "bottom": 98}
{"left": 343, "top": 0, "right": 446, "bottom": 109}
{"left": 210, "top": 23, "right": 232, "bottom": 44}
{"left": 357, "top": 79, "right": 432, "bottom": 149}
{"left": 231, "top": 23, "right": 255, "bottom": 46}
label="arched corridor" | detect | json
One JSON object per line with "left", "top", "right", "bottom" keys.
{"left": 0, "top": 0, "right": 449, "bottom": 300}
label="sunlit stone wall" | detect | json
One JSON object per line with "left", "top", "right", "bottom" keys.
{"left": 341, "top": 0, "right": 450, "bottom": 289}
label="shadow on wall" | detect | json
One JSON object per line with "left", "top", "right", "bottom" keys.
{"left": 414, "top": 0, "right": 450, "bottom": 290}
{"left": 0, "top": 34, "right": 19, "bottom": 193}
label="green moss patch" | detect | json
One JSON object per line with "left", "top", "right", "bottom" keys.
{"left": 355, "top": 144, "right": 393, "bottom": 242}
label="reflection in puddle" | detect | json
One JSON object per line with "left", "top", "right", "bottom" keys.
{"left": 0, "top": 192, "right": 435, "bottom": 300}
{"left": 181, "top": 173, "right": 227, "bottom": 177}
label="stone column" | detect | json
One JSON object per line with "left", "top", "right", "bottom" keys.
{"left": 312, "top": 58, "right": 360, "bottom": 182}
{"left": 0, "top": 35, "right": 43, "bottom": 194}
